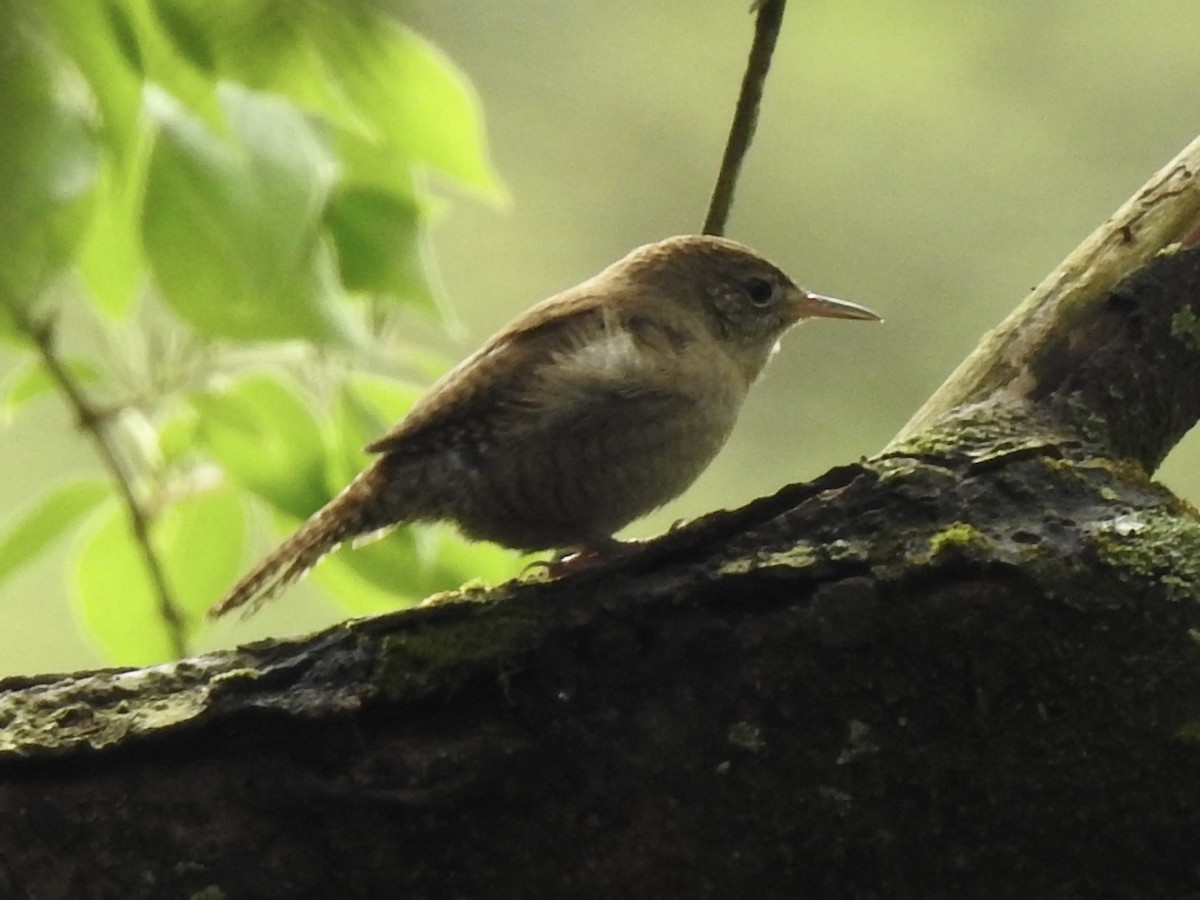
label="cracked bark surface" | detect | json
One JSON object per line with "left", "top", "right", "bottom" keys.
{"left": 4, "top": 139, "right": 1200, "bottom": 900}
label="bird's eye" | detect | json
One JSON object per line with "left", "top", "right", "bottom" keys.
{"left": 743, "top": 276, "right": 775, "bottom": 307}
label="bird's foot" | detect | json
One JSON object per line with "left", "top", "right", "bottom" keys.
{"left": 522, "top": 538, "right": 635, "bottom": 579}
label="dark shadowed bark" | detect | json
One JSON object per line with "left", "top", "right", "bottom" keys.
{"left": 3, "top": 138, "right": 1200, "bottom": 900}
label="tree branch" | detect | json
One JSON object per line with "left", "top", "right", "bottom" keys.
{"left": 890, "top": 134, "right": 1200, "bottom": 472}
{"left": 0, "top": 301, "right": 188, "bottom": 658}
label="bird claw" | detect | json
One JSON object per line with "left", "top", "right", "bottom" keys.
{"left": 522, "top": 539, "right": 635, "bottom": 579}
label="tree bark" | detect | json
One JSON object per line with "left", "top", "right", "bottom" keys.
{"left": 4, "top": 139, "right": 1200, "bottom": 900}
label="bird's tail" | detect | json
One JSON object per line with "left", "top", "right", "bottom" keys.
{"left": 208, "top": 462, "right": 390, "bottom": 619}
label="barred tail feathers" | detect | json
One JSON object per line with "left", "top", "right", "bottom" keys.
{"left": 209, "top": 463, "right": 392, "bottom": 619}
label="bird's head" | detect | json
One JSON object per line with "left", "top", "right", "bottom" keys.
{"left": 619, "top": 234, "right": 881, "bottom": 379}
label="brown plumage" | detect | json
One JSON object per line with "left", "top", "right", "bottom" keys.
{"left": 209, "top": 235, "right": 880, "bottom": 617}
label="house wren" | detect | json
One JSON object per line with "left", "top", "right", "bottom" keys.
{"left": 210, "top": 235, "right": 880, "bottom": 617}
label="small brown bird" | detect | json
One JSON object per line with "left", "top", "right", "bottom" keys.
{"left": 210, "top": 235, "right": 880, "bottom": 617}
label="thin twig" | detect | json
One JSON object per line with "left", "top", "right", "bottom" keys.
{"left": 1, "top": 299, "right": 188, "bottom": 658}
{"left": 702, "top": 0, "right": 789, "bottom": 237}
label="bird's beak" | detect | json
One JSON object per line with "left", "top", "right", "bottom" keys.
{"left": 790, "top": 289, "right": 882, "bottom": 322}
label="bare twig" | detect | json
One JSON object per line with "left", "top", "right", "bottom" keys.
{"left": 1, "top": 299, "right": 188, "bottom": 658}
{"left": 702, "top": 0, "right": 788, "bottom": 237}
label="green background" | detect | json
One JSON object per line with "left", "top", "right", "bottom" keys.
{"left": 2, "top": 1, "right": 1198, "bottom": 674}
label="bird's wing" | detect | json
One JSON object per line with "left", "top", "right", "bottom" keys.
{"left": 366, "top": 287, "right": 695, "bottom": 458}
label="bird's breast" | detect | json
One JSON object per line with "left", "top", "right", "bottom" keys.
{"left": 446, "top": 331, "right": 751, "bottom": 551}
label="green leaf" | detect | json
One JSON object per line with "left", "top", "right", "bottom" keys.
{"left": 142, "top": 3, "right": 501, "bottom": 197}
{"left": 105, "top": 0, "right": 146, "bottom": 76}
{"left": 192, "top": 372, "right": 328, "bottom": 519}
{"left": 346, "top": 371, "right": 428, "bottom": 421}
{"left": 41, "top": 0, "right": 143, "bottom": 163}
{"left": 155, "top": 403, "right": 200, "bottom": 464}
{"left": 149, "top": 0, "right": 366, "bottom": 136}
{"left": 313, "top": 534, "right": 423, "bottom": 616}
{"left": 320, "top": 20, "right": 503, "bottom": 199}
{"left": 156, "top": 485, "right": 246, "bottom": 619}
{"left": 328, "top": 388, "right": 380, "bottom": 488}
{"left": 143, "top": 83, "right": 355, "bottom": 343}
{"left": 74, "top": 486, "right": 245, "bottom": 665}
{"left": 421, "top": 525, "right": 526, "bottom": 586}
{"left": 41, "top": 1, "right": 149, "bottom": 315}
{"left": 326, "top": 187, "right": 440, "bottom": 312}
{"left": 150, "top": 0, "right": 217, "bottom": 74}
{"left": 75, "top": 507, "right": 167, "bottom": 665}
{"left": 77, "top": 135, "right": 150, "bottom": 316}
{"left": 318, "top": 523, "right": 523, "bottom": 617}
{"left": 119, "top": 0, "right": 224, "bottom": 130}
{"left": 0, "top": 9, "right": 100, "bottom": 303}
{"left": 1, "top": 358, "right": 102, "bottom": 418}
{"left": 328, "top": 374, "right": 423, "bottom": 485}
{"left": 0, "top": 480, "right": 109, "bottom": 588}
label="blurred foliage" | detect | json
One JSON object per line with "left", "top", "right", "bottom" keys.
{"left": 0, "top": 0, "right": 512, "bottom": 666}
